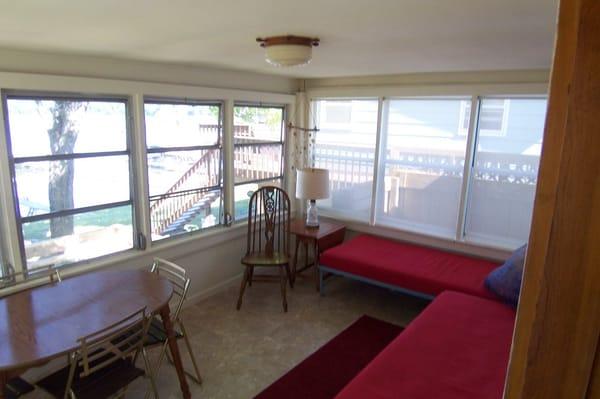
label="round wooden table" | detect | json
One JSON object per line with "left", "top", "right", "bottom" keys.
{"left": 0, "top": 270, "right": 191, "bottom": 399}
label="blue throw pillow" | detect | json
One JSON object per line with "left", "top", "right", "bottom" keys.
{"left": 484, "top": 245, "right": 527, "bottom": 308}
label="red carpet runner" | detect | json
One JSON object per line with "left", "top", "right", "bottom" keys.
{"left": 255, "top": 315, "right": 403, "bottom": 399}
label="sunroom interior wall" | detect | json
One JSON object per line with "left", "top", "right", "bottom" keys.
{"left": 0, "top": 61, "right": 296, "bottom": 301}
{"left": 305, "top": 69, "right": 550, "bottom": 261}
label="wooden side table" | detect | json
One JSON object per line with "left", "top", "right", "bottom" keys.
{"left": 290, "top": 219, "right": 346, "bottom": 291}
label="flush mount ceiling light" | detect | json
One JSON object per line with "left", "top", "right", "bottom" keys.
{"left": 256, "top": 35, "right": 320, "bottom": 67}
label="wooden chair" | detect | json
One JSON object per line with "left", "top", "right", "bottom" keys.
{"left": 143, "top": 258, "right": 202, "bottom": 398}
{"left": 1, "top": 265, "right": 62, "bottom": 398}
{"left": 237, "top": 186, "right": 292, "bottom": 312}
{"left": 36, "top": 308, "right": 158, "bottom": 399}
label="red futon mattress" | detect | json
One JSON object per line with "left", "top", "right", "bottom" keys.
{"left": 335, "top": 291, "right": 516, "bottom": 399}
{"left": 320, "top": 234, "right": 499, "bottom": 299}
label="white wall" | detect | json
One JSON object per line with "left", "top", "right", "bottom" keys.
{"left": 0, "top": 47, "right": 298, "bottom": 94}
{"left": 0, "top": 60, "right": 296, "bottom": 303}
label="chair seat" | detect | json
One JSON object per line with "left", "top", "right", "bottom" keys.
{"left": 37, "top": 358, "right": 144, "bottom": 399}
{"left": 145, "top": 317, "right": 184, "bottom": 346}
{"left": 242, "top": 252, "right": 289, "bottom": 266}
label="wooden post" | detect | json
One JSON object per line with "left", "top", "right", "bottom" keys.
{"left": 504, "top": 0, "right": 600, "bottom": 397}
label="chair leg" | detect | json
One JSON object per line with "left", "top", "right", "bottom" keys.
{"left": 144, "top": 340, "right": 169, "bottom": 399}
{"left": 279, "top": 265, "right": 288, "bottom": 312}
{"left": 248, "top": 266, "right": 254, "bottom": 287}
{"left": 236, "top": 267, "right": 250, "bottom": 310}
{"left": 179, "top": 320, "right": 203, "bottom": 385}
{"left": 142, "top": 347, "right": 160, "bottom": 399}
{"left": 285, "top": 263, "right": 294, "bottom": 289}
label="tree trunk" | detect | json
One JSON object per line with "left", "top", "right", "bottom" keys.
{"left": 47, "top": 102, "right": 79, "bottom": 238}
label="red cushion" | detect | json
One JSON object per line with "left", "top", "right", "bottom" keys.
{"left": 335, "top": 291, "right": 516, "bottom": 399}
{"left": 320, "top": 234, "right": 498, "bottom": 299}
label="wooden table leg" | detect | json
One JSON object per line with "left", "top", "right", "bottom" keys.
{"left": 160, "top": 305, "right": 191, "bottom": 399}
{"left": 314, "top": 241, "right": 320, "bottom": 292}
{"left": 0, "top": 371, "right": 7, "bottom": 399}
{"left": 292, "top": 238, "right": 300, "bottom": 285}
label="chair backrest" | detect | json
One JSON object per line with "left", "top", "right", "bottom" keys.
{"left": 0, "top": 264, "right": 61, "bottom": 291}
{"left": 73, "top": 308, "right": 149, "bottom": 379}
{"left": 245, "top": 186, "right": 290, "bottom": 257}
{"left": 150, "top": 258, "right": 190, "bottom": 321}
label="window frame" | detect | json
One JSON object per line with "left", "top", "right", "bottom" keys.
{"left": 143, "top": 98, "right": 225, "bottom": 242}
{"left": 1, "top": 90, "right": 139, "bottom": 271}
{"left": 458, "top": 98, "right": 511, "bottom": 137}
{"left": 310, "top": 91, "right": 548, "bottom": 252}
{"left": 232, "top": 103, "right": 287, "bottom": 222}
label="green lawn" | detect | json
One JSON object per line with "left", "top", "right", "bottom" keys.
{"left": 24, "top": 200, "right": 251, "bottom": 241}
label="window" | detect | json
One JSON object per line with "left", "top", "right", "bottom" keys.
{"left": 376, "top": 98, "right": 470, "bottom": 237}
{"left": 4, "top": 95, "right": 134, "bottom": 271}
{"left": 313, "top": 99, "right": 379, "bottom": 221}
{"left": 459, "top": 99, "right": 509, "bottom": 136}
{"left": 144, "top": 100, "right": 222, "bottom": 241}
{"left": 233, "top": 105, "right": 285, "bottom": 221}
{"left": 464, "top": 98, "right": 547, "bottom": 247}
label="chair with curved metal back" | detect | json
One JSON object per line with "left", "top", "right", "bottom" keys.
{"left": 143, "top": 258, "right": 202, "bottom": 395}
{"left": 36, "top": 308, "right": 158, "bottom": 399}
{"left": 237, "top": 186, "right": 292, "bottom": 312}
{"left": 0, "top": 264, "right": 62, "bottom": 293}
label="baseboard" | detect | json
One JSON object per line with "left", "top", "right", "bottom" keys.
{"left": 184, "top": 272, "right": 243, "bottom": 307}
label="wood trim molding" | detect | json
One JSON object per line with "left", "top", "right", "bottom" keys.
{"left": 256, "top": 36, "right": 320, "bottom": 48}
{"left": 504, "top": 0, "right": 600, "bottom": 397}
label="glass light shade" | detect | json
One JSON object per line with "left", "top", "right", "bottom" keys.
{"left": 265, "top": 44, "right": 313, "bottom": 67}
{"left": 296, "top": 168, "right": 330, "bottom": 199}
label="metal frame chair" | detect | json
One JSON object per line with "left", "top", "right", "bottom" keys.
{"left": 237, "top": 186, "right": 292, "bottom": 312}
{"left": 144, "top": 258, "right": 202, "bottom": 396}
{"left": 36, "top": 308, "right": 158, "bottom": 399}
{"left": 0, "top": 264, "right": 61, "bottom": 292}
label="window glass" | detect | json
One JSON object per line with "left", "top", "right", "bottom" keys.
{"left": 144, "top": 101, "right": 222, "bottom": 241}
{"left": 145, "top": 102, "right": 220, "bottom": 148}
{"left": 465, "top": 98, "right": 547, "bottom": 247}
{"left": 8, "top": 100, "right": 127, "bottom": 157}
{"left": 5, "top": 97, "right": 134, "bottom": 271}
{"left": 313, "top": 99, "right": 378, "bottom": 221}
{"left": 376, "top": 99, "right": 469, "bottom": 237}
{"left": 233, "top": 105, "right": 285, "bottom": 221}
{"left": 233, "top": 106, "right": 283, "bottom": 144}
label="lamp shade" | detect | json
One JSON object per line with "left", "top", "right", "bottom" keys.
{"left": 296, "top": 168, "right": 330, "bottom": 200}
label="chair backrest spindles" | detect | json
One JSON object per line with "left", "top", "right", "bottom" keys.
{"left": 75, "top": 308, "right": 148, "bottom": 378}
{"left": 245, "top": 186, "right": 290, "bottom": 257}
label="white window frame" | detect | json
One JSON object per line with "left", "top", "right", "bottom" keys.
{"left": 0, "top": 71, "right": 294, "bottom": 278}
{"left": 232, "top": 102, "right": 287, "bottom": 222}
{"left": 2, "top": 91, "right": 139, "bottom": 272}
{"left": 308, "top": 83, "right": 547, "bottom": 257}
{"left": 143, "top": 98, "right": 224, "bottom": 242}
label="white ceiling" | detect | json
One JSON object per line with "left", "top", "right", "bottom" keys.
{"left": 0, "top": 0, "right": 558, "bottom": 79}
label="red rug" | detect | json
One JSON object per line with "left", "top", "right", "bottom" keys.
{"left": 254, "top": 315, "right": 403, "bottom": 399}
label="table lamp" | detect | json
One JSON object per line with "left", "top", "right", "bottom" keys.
{"left": 296, "top": 168, "right": 330, "bottom": 228}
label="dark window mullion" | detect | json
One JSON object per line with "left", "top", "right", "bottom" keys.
{"left": 149, "top": 184, "right": 222, "bottom": 201}
{"left": 233, "top": 141, "right": 283, "bottom": 148}
{"left": 21, "top": 200, "right": 133, "bottom": 224}
{"left": 13, "top": 150, "right": 130, "bottom": 163}
{"left": 146, "top": 144, "right": 220, "bottom": 154}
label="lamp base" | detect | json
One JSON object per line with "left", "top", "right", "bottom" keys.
{"left": 305, "top": 200, "right": 319, "bottom": 228}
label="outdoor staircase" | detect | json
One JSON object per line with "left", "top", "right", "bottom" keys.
{"left": 150, "top": 124, "right": 283, "bottom": 237}
{"left": 159, "top": 190, "right": 220, "bottom": 236}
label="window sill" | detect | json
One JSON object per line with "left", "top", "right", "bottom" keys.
{"left": 50, "top": 223, "right": 248, "bottom": 280}
{"left": 320, "top": 212, "right": 512, "bottom": 262}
